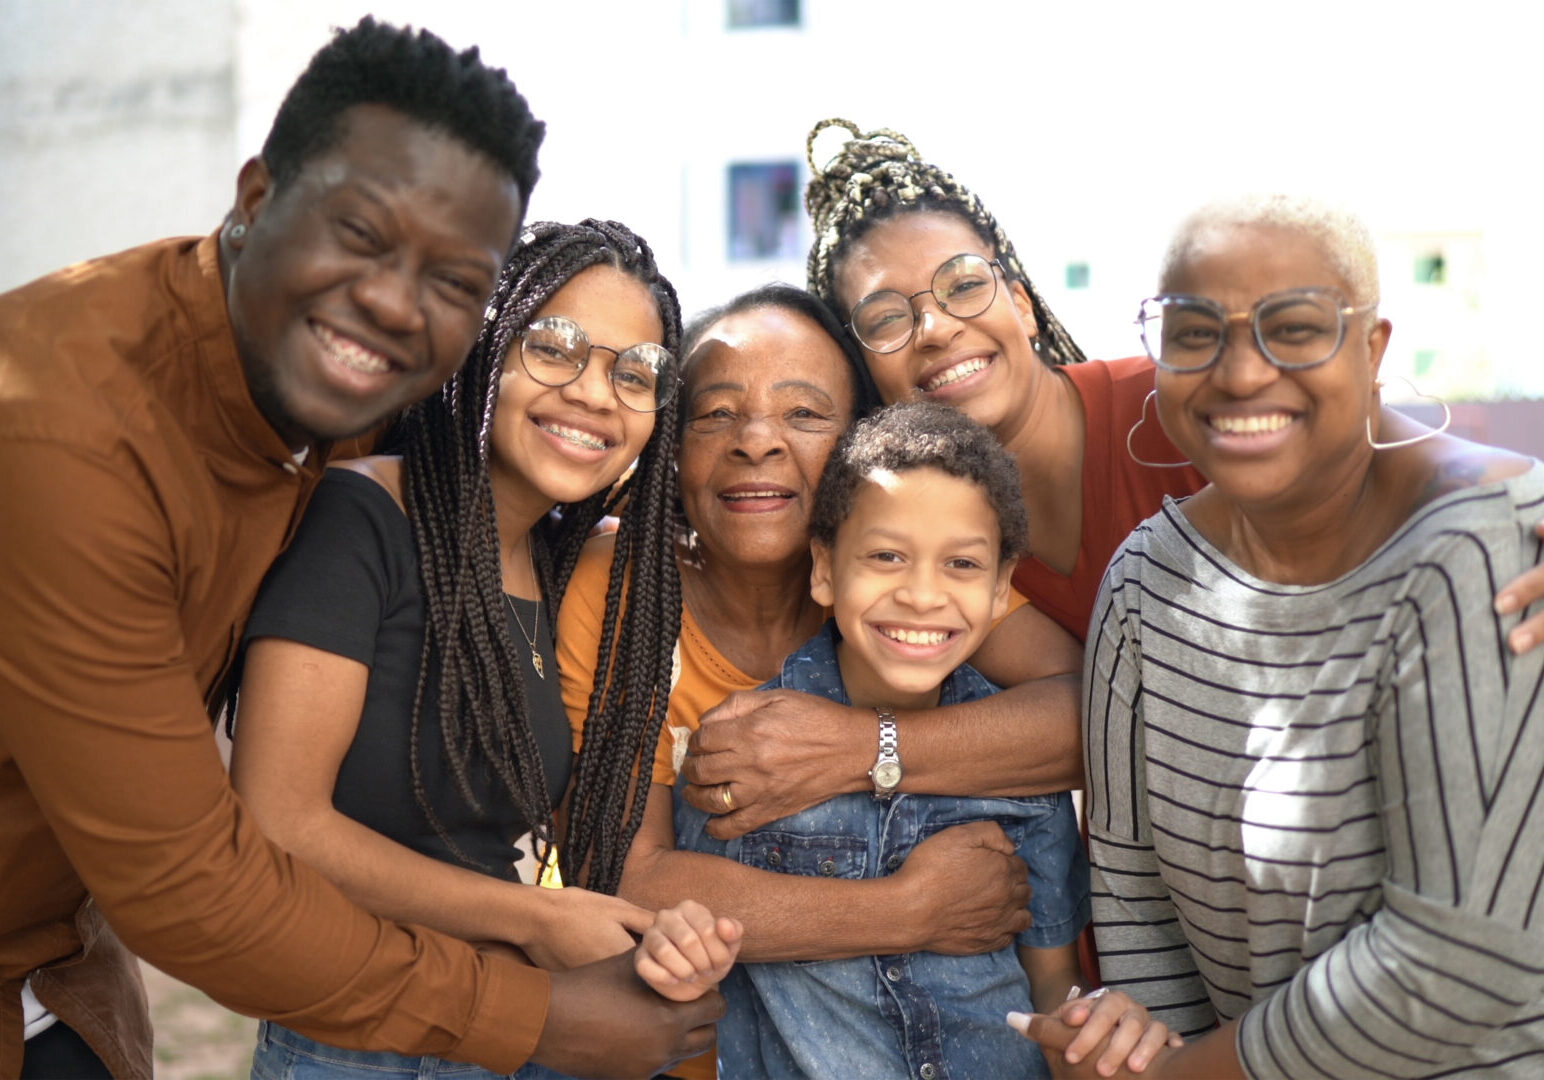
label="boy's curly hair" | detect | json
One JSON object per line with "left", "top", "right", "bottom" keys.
{"left": 811, "top": 400, "right": 1028, "bottom": 563}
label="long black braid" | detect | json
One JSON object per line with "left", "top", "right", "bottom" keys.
{"left": 390, "top": 218, "right": 682, "bottom": 895}
{"left": 803, "top": 118, "right": 1087, "bottom": 367}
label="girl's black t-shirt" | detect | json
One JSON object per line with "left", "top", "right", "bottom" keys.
{"left": 242, "top": 468, "right": 573, "bottom": 879}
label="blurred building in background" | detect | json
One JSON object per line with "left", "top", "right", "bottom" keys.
{"left": 5, "top": 0, "right": 1542, "bottom": 448}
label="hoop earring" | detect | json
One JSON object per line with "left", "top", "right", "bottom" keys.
{"left": 1366, "top": 375, "right": 1452, "bottom": 450}
{"left": 1127, "top": 390, "right": 1192, "bottom": 468}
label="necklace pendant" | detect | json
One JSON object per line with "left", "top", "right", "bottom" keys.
{"left": 530, "top": 649, "right": 546, "bottom": 680}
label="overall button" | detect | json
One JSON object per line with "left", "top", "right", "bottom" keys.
{"left": 766, "top": 850, "right": 783, "bottom": 867}
{"left": 818, "top": 858, "right": 837, "bottom": 876}
{"left": 885, "top": 854, "right": 903, "bottom": 871}
{"left": 885, "top": 965, "right": 903, "bottom": 983}
{"left": 920, "top": 1065, "right": 937, "bottom": 1080}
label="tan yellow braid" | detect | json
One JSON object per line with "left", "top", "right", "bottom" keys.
{"left": 804, "top": 117, "right": 1086, "bottom": 366}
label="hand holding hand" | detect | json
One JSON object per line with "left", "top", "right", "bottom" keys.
{"left": 530, "top": 950, "right": 724, "bottom": 1079}
{"left": 1009, "top": 987, "right": 1182, "bottom": 1078}
{"left": 518, "top": 885, "right": 655, "bottom": 971}
{"left": 680, "top": 690, "right": 867, "bottom": 838}
{"left": 634, "top": 899, "right": 744, "bottom": 1002}
{"left": 892, "top": 821, "right": 1031, "bottom": 954}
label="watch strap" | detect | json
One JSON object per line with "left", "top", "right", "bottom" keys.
{"left": 870, "top": 707, "right": 901, "bottom": 798}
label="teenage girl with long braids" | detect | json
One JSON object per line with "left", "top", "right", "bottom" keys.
{"left": 230, "top": 219, "right": 734, "bottom": 1079}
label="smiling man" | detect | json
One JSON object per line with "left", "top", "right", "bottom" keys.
{"left": 0, "top": 18, "right": 717, "bottom": 1080}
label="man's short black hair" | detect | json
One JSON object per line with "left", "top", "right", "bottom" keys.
{"left": 810, "top": 400, "right": 1029, "bottom": 563}
{"left": 261, "top": 17, "right": 544, "bottom": 203}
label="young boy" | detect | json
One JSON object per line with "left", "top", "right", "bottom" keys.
{"left": 669, "top": 401, "right": 1095, "bottom": 1078}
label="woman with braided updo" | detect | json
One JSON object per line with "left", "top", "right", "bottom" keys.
{"left": 229, "top": 220, "right": 731, "bottom": 1079}
{"left": 802, "top": 119, "right": 1206, "bottom": 640}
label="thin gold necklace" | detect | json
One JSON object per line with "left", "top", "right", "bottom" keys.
{"left": 505, "top": 544, "right": 545, "bottom": 680}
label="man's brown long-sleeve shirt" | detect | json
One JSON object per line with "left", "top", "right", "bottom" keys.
{"left": 0, "top": 234, "right": 548, "bottom": 1076}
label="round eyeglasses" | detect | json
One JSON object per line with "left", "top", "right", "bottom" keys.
{"left": 848, "top": 253, "right": 1004, "bottom": 354}
{"left": 1136, "top": 288, "right": 1379, "bottom": 373}
{"left": 516, "top": 315, "right": 678, "bottom": 413}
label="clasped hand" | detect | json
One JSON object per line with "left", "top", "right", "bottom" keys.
{"left": 680, "top": 689, "right": 866, "bottom": 838}
{"left": 1009, "top": 987, "right": 1182, "bottom": 1079}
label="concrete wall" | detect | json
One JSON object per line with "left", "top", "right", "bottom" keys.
{"left": 0, "top": 0, "right": 236, "bottom": 287}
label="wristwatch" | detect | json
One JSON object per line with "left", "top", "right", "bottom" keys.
{"left": 869, "top": 708, "right": 902, "bottom": 799}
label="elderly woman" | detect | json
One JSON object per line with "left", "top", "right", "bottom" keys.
{"left": 559, "top": 283, "right": 1081, "bottom": 1078}
{"left": 1027, "top": 196, "right": 1544, "bottom": 1079}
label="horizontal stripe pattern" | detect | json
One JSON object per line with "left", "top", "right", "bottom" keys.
{"left": 1084, "top": 467, "right": 1544, "bottom": 1077}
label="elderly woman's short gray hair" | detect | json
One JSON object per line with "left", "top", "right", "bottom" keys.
{"left": 1159, "top": 193, "right": 1380, "bottom": 307}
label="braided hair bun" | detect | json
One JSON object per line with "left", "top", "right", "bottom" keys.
{"left": 804, "top": 118, "right": 1085, "bottom": 367}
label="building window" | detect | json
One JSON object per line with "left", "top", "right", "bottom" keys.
{"left": 728, "top": 0, "right": 800, "bottom": 28}
{"left": 1064, "top": 262, "right": 1090, "bottom": 289}
{"left": 1414, "top": 252, "right": 1446, "bottom": 285}
{"left": 728, "top": 161, "right": 801, "bottom": 260}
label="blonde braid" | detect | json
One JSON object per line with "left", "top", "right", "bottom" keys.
{"left": 804, "top": 118, "right": 1086, "bottom": 366}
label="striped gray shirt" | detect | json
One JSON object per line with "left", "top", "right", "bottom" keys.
{"left": 1084, "top": 465, "right": 1544, "bottom": 1078}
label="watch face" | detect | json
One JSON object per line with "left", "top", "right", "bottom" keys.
{"left": 873, "top": 761, "right": 902, "bottom": 790}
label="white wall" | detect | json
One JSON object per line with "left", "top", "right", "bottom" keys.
{"left": 5, "top": 0, "right": 1540, "bottom": 396}
{"left": 0, "top": 0, "right": 236, "bottom": 287}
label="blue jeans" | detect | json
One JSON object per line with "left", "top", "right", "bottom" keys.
{"left": 251, "top": 1021, "right": 570, "bottom": 1080}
